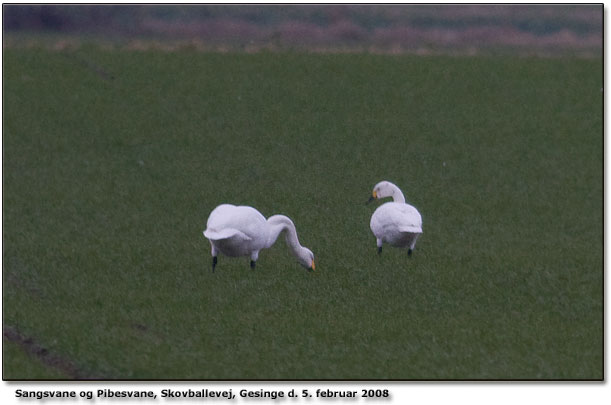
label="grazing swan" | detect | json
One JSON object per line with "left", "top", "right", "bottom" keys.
{"left": 203, "top": 204, "right": 315, "bottom": 272}
{"left": 367, "top": 181, "right": 423, "bottom": 256}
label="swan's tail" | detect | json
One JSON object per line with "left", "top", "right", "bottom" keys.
{"left": 399, "top": 225, "right": 423, "bottom": 234}
{"left": 203, "top": 228, "right": 251, "bottom": 241}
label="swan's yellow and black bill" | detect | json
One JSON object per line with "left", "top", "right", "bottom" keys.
{"left": 310, "top": 260, "right": 316, "bottom": 271}
{"left": 372, "top": 190, "right": 378, "bottom": 199}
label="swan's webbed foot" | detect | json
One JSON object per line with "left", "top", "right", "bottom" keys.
{"left": 408, "top": 249, "right": 413, "bottom": 257}
{"left": 377, "top": 246, "right": 382, "bottom": 255}
{"left": 212, "top": 256, "right": 218, "bottom": 272}
{"left": 250, "top": 260, "right": 256, "bottom": 270}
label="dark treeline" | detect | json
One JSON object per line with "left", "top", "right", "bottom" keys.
{"left": 4, "top": 5, "right": 129, "bottom": 31}
{"left": 2, "top": 4, "right": 601, "bottom": 54}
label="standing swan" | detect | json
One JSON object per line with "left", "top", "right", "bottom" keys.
{"left": 367, "top": 181, "right": 423, "bottom": 256}
{"left": 203, "top": 204, "right": 315, "bottom": 272}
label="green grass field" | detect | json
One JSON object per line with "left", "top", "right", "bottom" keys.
{"left": 2, "top": 47, "right": 602, "bottom": 379}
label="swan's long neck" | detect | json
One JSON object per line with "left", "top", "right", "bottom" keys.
{"left": 389, "top": 183, "right": 406, "bottom": 203}
{"left": 266, "top": 215, "right": 303, "bottom": 255}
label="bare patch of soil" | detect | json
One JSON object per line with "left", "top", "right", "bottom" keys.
{"left": 3, "top": 325, "right": 105, "bottom": 380}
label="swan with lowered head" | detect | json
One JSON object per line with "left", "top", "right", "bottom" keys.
{"left": 203, "top": 204, "right": 315, "bottom": 272}
{"left": 367, "top": 181, "right": 422, "bottom": 256}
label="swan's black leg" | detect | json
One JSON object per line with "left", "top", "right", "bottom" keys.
{"left": 408, "top": 249, "right": 413, "bottom": 257}
{"left": 250, "top": 260, "right": 256, "bottom": 270}
{"left": 377, "top": 246, "right": 383, "bottom": 255}
{"left": 212, "top": 256, "right": 217, "bottom": 272}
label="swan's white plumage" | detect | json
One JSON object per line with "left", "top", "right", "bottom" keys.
{"left": 203, "top": 204, "right": 315, "bottom": 271}
{"left": 369, "top": 181, "right": 422, "bottom": 253}
{"left": 204, "top": 204, "right": 265, "bottom": 257}
{"left": 203, "top": 228, "right": 251, "bottom": 242}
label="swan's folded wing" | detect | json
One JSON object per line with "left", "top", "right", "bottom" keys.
{"left": 203, "top": 228, "right": 252, "bottom": 241}
{"left": 396, "top": 204, "right": 423, "bottom": 233}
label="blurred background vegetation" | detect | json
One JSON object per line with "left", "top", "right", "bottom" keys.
{"left": 2, "top": 4, "right": 602, "bottom": 56}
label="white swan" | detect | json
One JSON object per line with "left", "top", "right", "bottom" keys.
{"left": 367, "top": 181, "right": 423, "bottom": 256}
{"left": 203, "top": 204, "right": 315, "bottom": 272}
